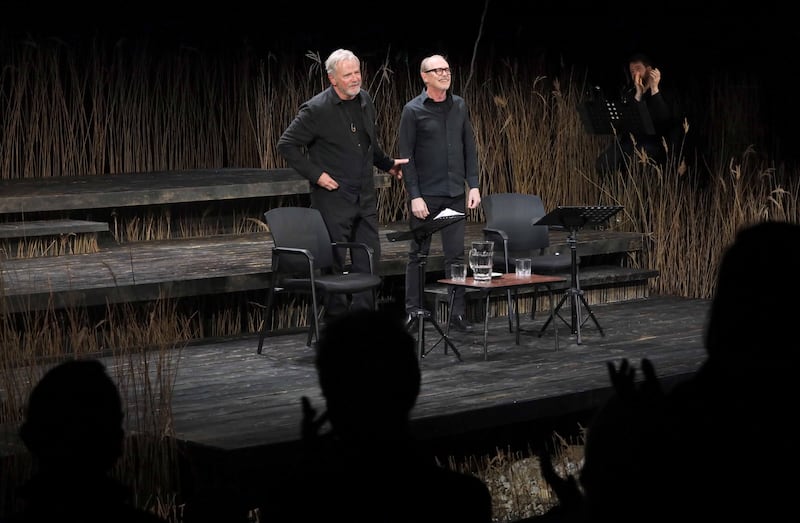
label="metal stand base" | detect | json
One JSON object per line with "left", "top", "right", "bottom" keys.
{"left": 538, "top": 231, "right": 604, "bottom": 344}
{"left": 406, "top": 305, "right": 462, "bottom": 361}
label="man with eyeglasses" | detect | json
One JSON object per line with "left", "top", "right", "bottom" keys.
{"left": 399, "top": 54, "right": 481, "bottom": 332}
{"left": 278, "top": 49, "right": 408, "bottom": 318}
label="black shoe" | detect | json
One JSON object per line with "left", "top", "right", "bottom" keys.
{"left": 451, "top": 314, "right": 473, "bottom": 332}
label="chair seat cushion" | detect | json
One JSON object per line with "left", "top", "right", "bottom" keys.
{"left": 531, "top": 254, "right": 575, "bottom": 273}
{"left": 282, "top": 273, "right": 382, "bottom": 294}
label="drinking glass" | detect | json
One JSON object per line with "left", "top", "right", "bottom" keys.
{"left": 469, "top": 241, "right": 494, "bottom": 282}
{"left": 515, "top": 258, "right": 532, "bottom": 278}
{"left": 451, "top": 263, "right": 467, "bottom": 282}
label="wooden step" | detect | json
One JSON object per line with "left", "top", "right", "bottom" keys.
{"left": 0, "top": 219, "right": 109, "bottom": 239}
{"left": 0, "top": 168, "right": 389, "bottom": 215}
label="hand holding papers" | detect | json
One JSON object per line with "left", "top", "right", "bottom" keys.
{"left": 386, "top": 208, "right": 465, "bottom": 243}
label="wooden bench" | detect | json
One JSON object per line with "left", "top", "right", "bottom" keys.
{"left": 0, "top": 168, "right": 390, "bottom": 258}
{"left": 0, "top": 219, "right": 109, "bottom": 239}
{"left": 0, "top": 219, "right": 111, "bottom": 259}
{"left": 0, "top": 168, "right": 391, "bottom": 215}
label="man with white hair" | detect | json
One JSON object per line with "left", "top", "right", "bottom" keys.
{"left": 278, "top": 48, "right": 407, "bottom": 317}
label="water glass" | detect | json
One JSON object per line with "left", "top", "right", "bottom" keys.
{"left": 469, "top": 241, "right": 494, "bottom": 283}
{"left": 451, "top": 263, "right": 467, "bottom": 282}
{"left": 515, "top": 258, "right": 532, "bottom": 278}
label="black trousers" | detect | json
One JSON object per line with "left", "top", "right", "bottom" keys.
{"left": 313, "top": 189, "right": 379, "bottom": 315}
{"left": 405, "top": 195, "right": 467, "bottom": 317}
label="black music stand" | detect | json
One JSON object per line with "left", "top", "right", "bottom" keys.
{"left": 387, "top": 215, "right": 464, "bottom": 361}
{"left": 578, "top": 97, "right": 655, "bottom": 137}
{"left": 535, "top": 205, "right": 623, "bottom": 345}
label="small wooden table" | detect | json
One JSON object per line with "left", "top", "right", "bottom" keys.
{"left": 437, "top": 272, "right": 567, "bottom": 360}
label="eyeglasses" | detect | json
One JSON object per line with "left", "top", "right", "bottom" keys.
{"left": 424, "top": 67, "right": 451, "bottom": 76}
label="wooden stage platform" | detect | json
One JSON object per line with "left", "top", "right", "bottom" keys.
{"left": 146, "top": 293, "right": 708, "bottom": 471}
{"left": 0, "top": 168, "right": 680, "bottom": 472}
{"left": 0, "top": 293, "right": 709, "bottom": 512}
{"left": 0, "top": 168, "right": 656, "bottom": 316}
{"left": 0, "top": 222, "right": 652, "bottom": 313}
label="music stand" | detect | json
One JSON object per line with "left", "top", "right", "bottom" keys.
{"left": 578, "top": 98, "right": 655, "bottom": 137}
{"left": 387, "top": 215, "right": 464, "bottom": 360}
{"left": 535, "top": 206, "right": 623, "bottom": 345}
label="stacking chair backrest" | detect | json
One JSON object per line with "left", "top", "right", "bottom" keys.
{"left": 483, "top": 193, "right": 551, "bottom": 258}
{"left": 265, "top": 207, "right": 334, "bottom": 274}
{"left": 482, "top": 192, "right": 571, "bottom": 331}
{"left": 257, "top": 206, "right": 382, "bottom": 354}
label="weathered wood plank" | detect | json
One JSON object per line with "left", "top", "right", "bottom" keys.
{"left": 133, "top": 294, "right": 709, "bottom": 454}
{"left": 0, "top": 224, "right": 650, "bottom": 313}
{"left": 0, "top": 219, "right": 109, "bottom": 239}
{"left": 0, "top": 168, "right": 392, "bottom": 215}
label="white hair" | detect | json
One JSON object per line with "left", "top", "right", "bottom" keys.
{"left": 325, "top": 49, "right": 359, "bottom": 75}
{"left": 420, "top": 54, "right": 447, "bottom": 73}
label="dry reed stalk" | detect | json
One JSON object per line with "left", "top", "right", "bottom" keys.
{"left": 237, "top": 214, "right": 270, "bottom": 234}
{"left": 253, "top": 57, "right": 281, "bottom": 168}
{"left": 446, "top": 429, "right": 585, "bottom": 522}
{"left": 209, "top": 306, "right": 240, "bottom": 338}
{"left": 0, "top": 294, "right": 189, "bottom": 519}
{"left": 104, "top": 298, "right": 187, "bottom": 515}
{"left": 2, "top": 234, "right": 103, "bottom": 259}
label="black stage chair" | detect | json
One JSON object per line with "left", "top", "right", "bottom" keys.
{"left": 482, "top": 193, "right": 574, "bottom": 332}
{"left": 257, "top": 207, "right": 382, "bottom": 354}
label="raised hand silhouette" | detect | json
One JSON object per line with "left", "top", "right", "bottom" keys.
{"left": 607, "top": 357, "right": 663, "bottom": 404}
{"left": 574, "top": 221, "right": 800, "bottom": 522}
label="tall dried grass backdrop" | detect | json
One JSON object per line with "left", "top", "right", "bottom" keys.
{"left": 1, "top": 33, "right": 798, "bottom": 521}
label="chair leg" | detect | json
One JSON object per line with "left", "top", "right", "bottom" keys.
{"left": 257, "top": 285, "right": 277, "bottom": 354}
{"left": 307, "top": 288, "right": 321, "bottom": 348}
{"left": 513, "top": 288, "right": 521, "bottom": 345}
{"left": 506, "top": 289, "right": 514, "bottom": 333}
{"left": 307, "top": 302, "right": 326, "bottom": 348}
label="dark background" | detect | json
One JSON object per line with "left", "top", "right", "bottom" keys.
{"left": 5, "top": 2, "right": 796, "bottom": 161}
{"left": 6, "top": 2, "right": 787, "bottom": 74}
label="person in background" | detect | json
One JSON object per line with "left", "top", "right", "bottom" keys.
{"left": 278, "top": 48, "right": 408, "bottom": 317}
{"left": 596, "top": 52, "right": 683, "bottom": 176}
{"left": 399, "top": 54, "right": 481, "bottom": 332}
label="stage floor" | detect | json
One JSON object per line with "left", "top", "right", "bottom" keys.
{"left": 1, "top": 293, "right": 710, "bottom": 507}
{"left": 134, "top": 294, "right": 709, "bottom": 462}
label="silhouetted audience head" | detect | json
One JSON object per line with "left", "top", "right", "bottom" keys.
{"left": 569, "top": 220, "right": 800, "bottom": 523}
{"left": 265, "top": 308, "right": 495, "bottom": 523}
{"left": 315, "top": 308, "right": 420, "bottom": 440}
{"left": 14, "top": 358, "right": 167, "bottom": 523}
{"left": 705, "top": 220, "right": 800, "bottom": 359}
{"left": 19, "top": 358, "right": 124, "bottom": 475}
